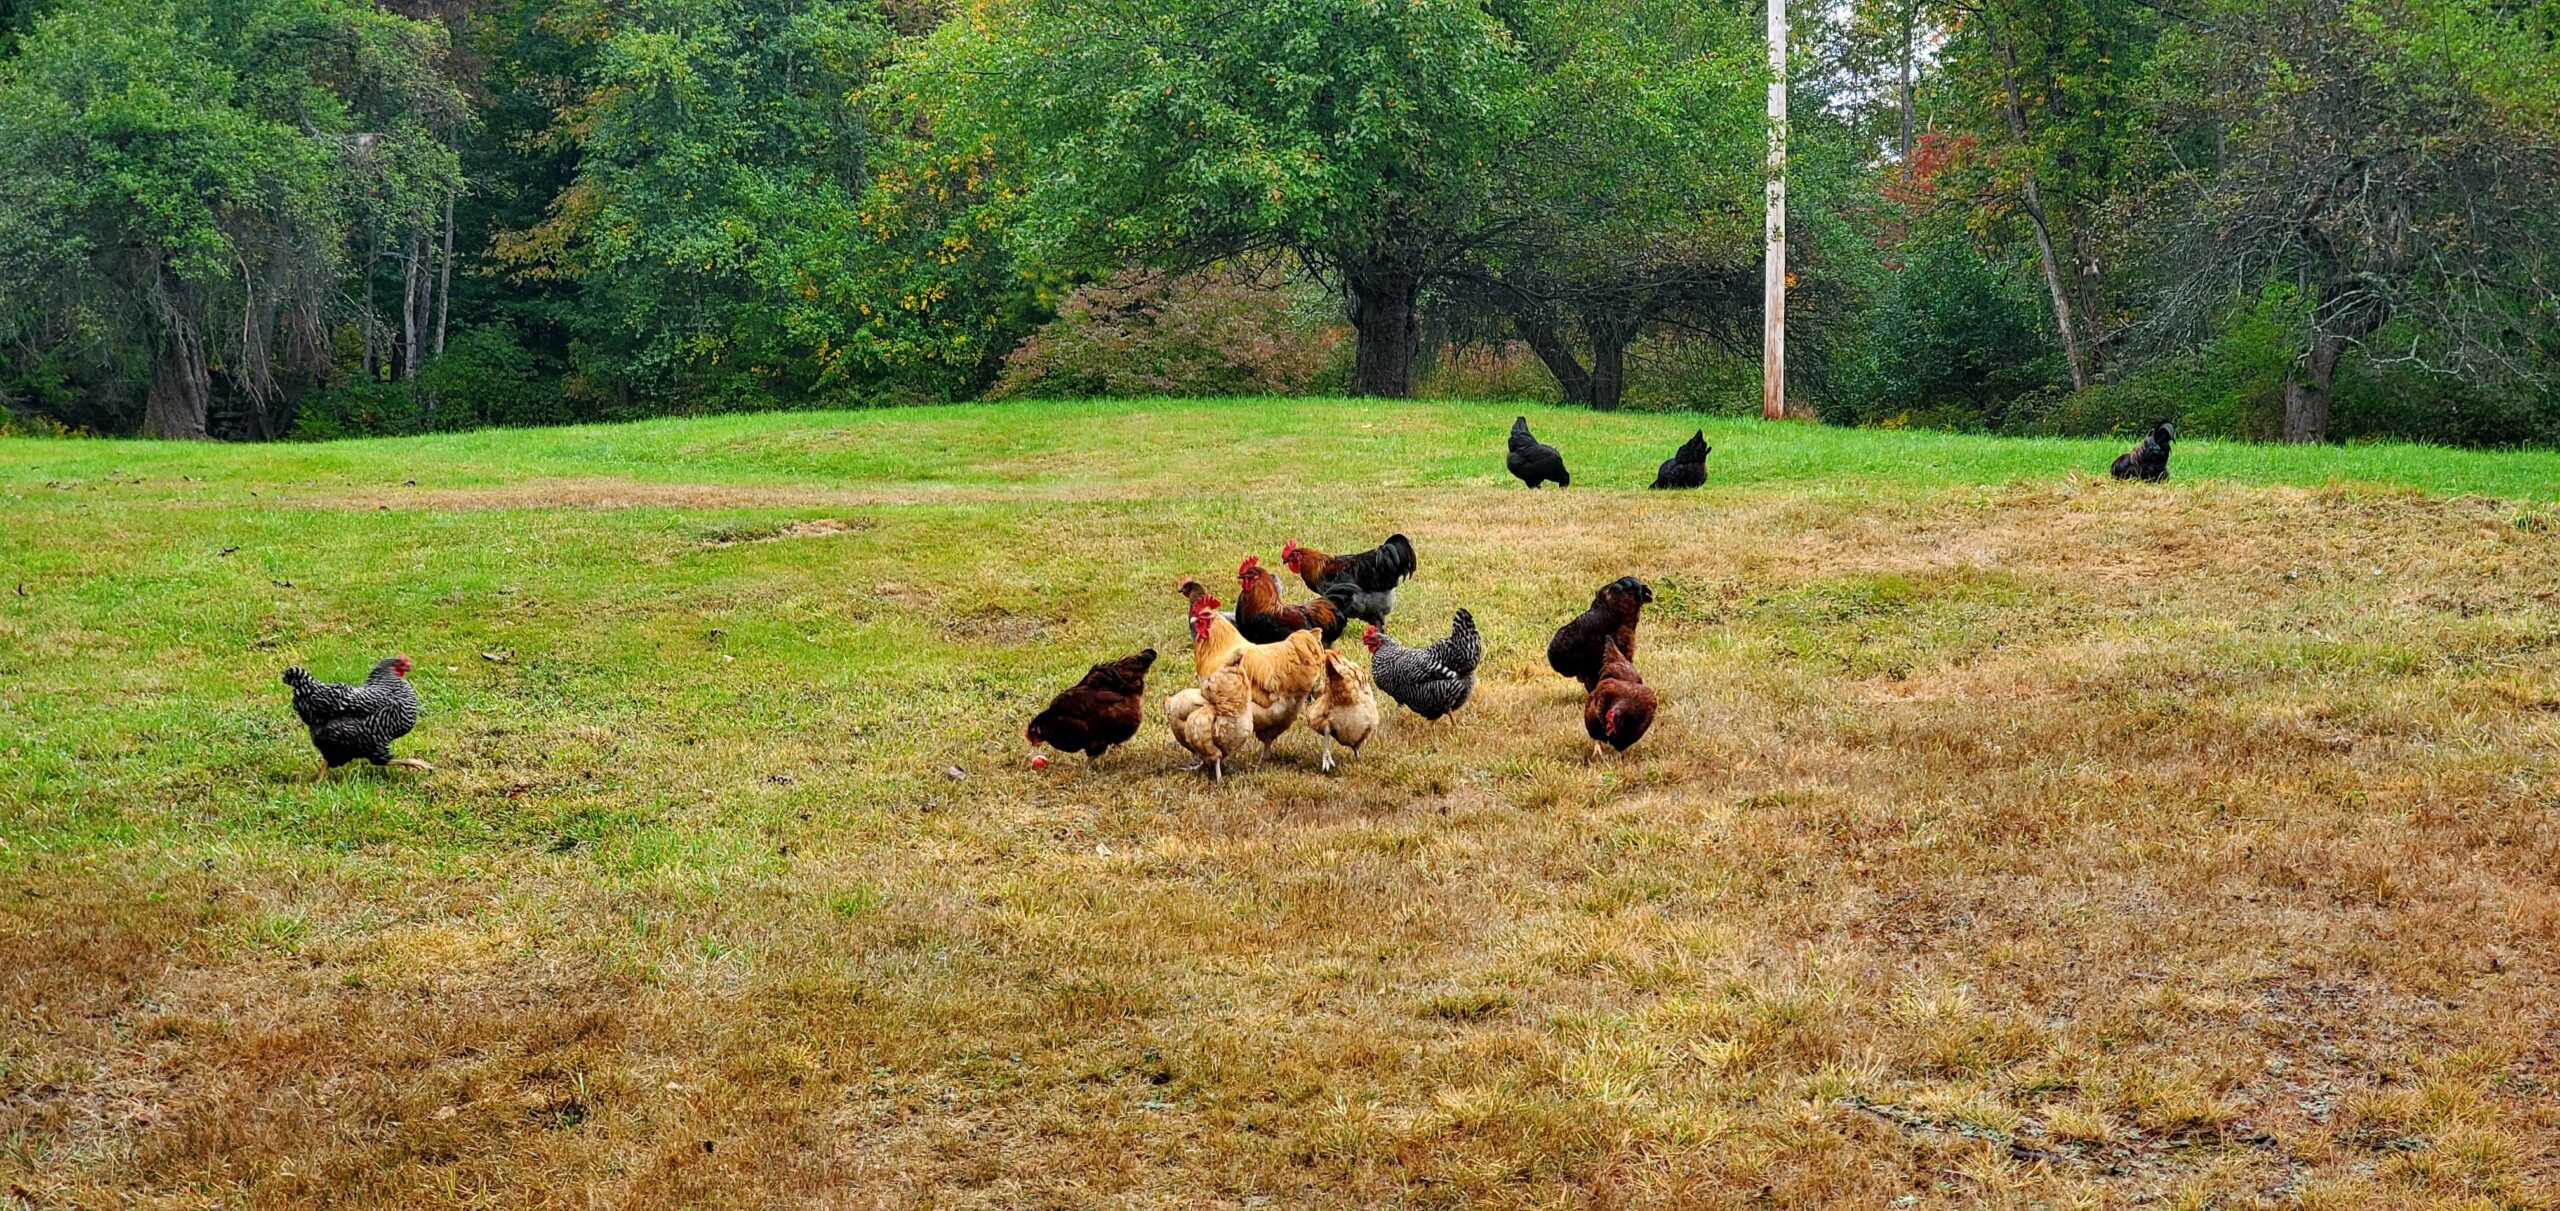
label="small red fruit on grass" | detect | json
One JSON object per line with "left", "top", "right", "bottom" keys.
{"left": 1029, "top": 754, "right": 1049, "bottom": 770}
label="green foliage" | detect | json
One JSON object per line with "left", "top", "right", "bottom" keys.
{"left": 906, "top": 0, "right": 1533, "bottom": 275}
{"left": 0, "top": 0, "right": 460, "bottom": 435}
{"left": 494, "top": 0, "right": 902, "bottom": 407}
{"left": 289, "top": 324, "right": 564, "bottom": 439}
{"left": 1830, "top": 238, "right": 2062, "bottom": 430}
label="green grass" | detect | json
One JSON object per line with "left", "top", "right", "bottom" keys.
{"left": 3, "top": 397, "right": 2558, "bottom": 1208}
{"left": 8, "top": 397, "right": 2560, "bottom": 500}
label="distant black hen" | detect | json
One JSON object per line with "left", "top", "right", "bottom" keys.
{"left": 1649, "top": 430, "right": 1709, "bottom": 489}
{"left": 284, "top": 657, "right": 427, "bottom": 777}
{"left": 1507, "top": 416, "right": 1570, "bottom": 488}
{"left": 2110, "top": 422, "right": 2174, "bottom": 482}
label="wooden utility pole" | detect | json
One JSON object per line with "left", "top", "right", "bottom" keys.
{"left": 1762, "top": 0, "right": 1787, "bottom": 420}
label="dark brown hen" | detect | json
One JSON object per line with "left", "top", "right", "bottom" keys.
{"left": 1027, "top": 649, "right": 1157, "bottom": 766}
{"left": 1547, "top": 576, "right": 1653, "bottom": 689}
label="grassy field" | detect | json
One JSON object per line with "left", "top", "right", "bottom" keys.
{"left": 3, "top": 397, "right": 2558, "bottom": 1208}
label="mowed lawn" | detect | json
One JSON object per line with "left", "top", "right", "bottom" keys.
{"left": 4, "top": 398, "right": 2559, "bottom": 1209}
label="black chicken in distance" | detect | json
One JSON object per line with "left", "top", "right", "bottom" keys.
{"left": 284, "top": 656, "right": 429, "bottom": 778}
{"left": 1650, "top": 430, "right": 1709, "bottom": 489}
{"left": 2111, "top": 422, "right": 2174, "bottom": 482}
{"left": 1507, "top": 417, "right": 1570, "bottom": 488}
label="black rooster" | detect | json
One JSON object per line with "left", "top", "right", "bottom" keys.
{"left": 1507, "top": 417, "right": 1570, "bottom": 488}
{"left": 1650, "top": 430, "right": 1709, "bottom": 489}
{"left": 2110, "top": 422, "right": 2174, "bottom": 482}
{"left": 284, "top": 657, "right": 428, "bottom": 777}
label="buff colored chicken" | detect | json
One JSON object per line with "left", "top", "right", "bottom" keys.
{"left": 1304, "top": 650, "right": 1379, "bottom": 773}
{"left": 1167, "top": 661, "right": 1254, "bottom": 782}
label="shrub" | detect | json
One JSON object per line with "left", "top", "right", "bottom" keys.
{"left": 989, "top": 268, "right": 1349, "bottom": 400}
{"left": 1415, "top": 341, "right": 1562, "bottom": 404}
{"left": 292, "top": 324, "right": 564, "bottom": 440}
{"left": 1828, "top": 237, "right": 2065, "bottom": 430}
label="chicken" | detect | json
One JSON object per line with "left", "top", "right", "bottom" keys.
{"left": 1179, "top": 582, "right": 1248, "bottom": 679}
{"left": 2111, "top": 422, "right": 2174, "bottom": 482}
{"left": 1650, "top": 430, "right": 1710, "bottom": 489}
{"left": 1364, "top": 609, "right": 1480, "bottom": 721}
{"left": 1184, "top": 594, "right": 1325, "bottom": 757}
{"left": 1167, "top": 664, "right": 1254, "bottom": 782}
{"left": 1238, "top": 629, "right": 1326, "bottom": 752}
{"left": 1304, "top": 650, "right": 1380, "bottom": 772}
{"left": 1547, "top": 576, "right": 1653, "bottom": 689}
{"left": 1582, "top": 638, "right": 1657, "bottom": 758}
{"left": 1507, "top": 416, "right": 1570, "bottom": 488}
{"left": 1235, "top": 556, "right": 1345, "bottom": 646}
{"left": 1281, "top": 534, "right": 1415, "bottom": 627}
{"left": 1282, "top": 534, "right": 1416, "bottom": 594}
{"left": 1026, "top": 648, "right": 1156, "bottom": 767}
{"left": 283, "top": 656, "right": 428, "bottom": 777}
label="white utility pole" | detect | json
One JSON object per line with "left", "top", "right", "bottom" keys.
{"left": 1762, "top": 0, "right": 1787, "bottom": 420}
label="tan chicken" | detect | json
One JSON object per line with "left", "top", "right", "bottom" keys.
{"left": 1238, "top": 629, "right": 1324, "bottom": 754}
{"left": 1167, "top": 663, "right": 1254, "bottom": 782}
{"left": 1179, "top": 581, "right": 1248, "bottom": 679}
{"left": 1181, "top": 593, "right": 1324, "bottom": 763}
{"left": 1304, "top": 650, "right": 1379, "bottom": 773}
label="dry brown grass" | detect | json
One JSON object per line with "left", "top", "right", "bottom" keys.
{"left": 6, "top": 449, "right": 2559, "bottom": 1208}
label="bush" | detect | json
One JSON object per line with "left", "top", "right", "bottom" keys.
{"left": 291, "top": 324, "right": 562, "bottom": 440}
{"left": 1827, "top": 237, "right": 2065, "bottom": 430}
{"left": 989, "top": 268, "right": 1348, "bottom": 400}
{"left": 1415, "top": 341, "right": 1562, "bottom": 403}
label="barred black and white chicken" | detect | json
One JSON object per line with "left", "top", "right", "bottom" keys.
{"left": 1363, "top": 609, "right": 1481, "bottom": 721}
{"left": 283, "top": 656, "right": 429, "bottom": 777}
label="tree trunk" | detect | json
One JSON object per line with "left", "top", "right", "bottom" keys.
{"left": 1994, "top": 20, "right": 2090, "bottom": 391}
{"left": 1582, "top": 311, "right": 1637, "bottom": 412}
{"left": 1347, "top": 268, "right": 1421, "bottom": 398}
{"left": 1898, "top": 4, "right": 1916, "bottom": 170}
{"left": 401, "top": 226, "right": 422, "bottom": 383}
{"left": 435, "top": 195, "right": 454, "bottom": 358}
{"left": 144, "top": 320, "right": 212, "bottom": 440}
{"left": 363, "top": 228, "right": 379, "bottom": 381}
{"left": 1511, "top": 311, "right": 1592, "bottom": 405}
{"left": 2283, "top": 331, "right": 2345, "bottom": 444}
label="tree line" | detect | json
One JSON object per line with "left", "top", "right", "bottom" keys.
{"left": 1, "top": 0, "right": 2554, "bottom": 445}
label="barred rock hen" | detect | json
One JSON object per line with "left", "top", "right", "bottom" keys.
{"left": 2110, "top": 422, "right": 2174, "bottom": 482}
{"left": 1364, "top": 608, "right": 1481, "bottom": 721}
{"left": 1650, "top": 430, "right": 1710, "bottom": 489}
{"left": 1582, "top": 638, "right": 1657, "bottom": 758}
{"left": 283, "top": 657, "right": 428, "bottom": 777}
{"left": 1282, "top": 534, "right": 1414, "bottom": 626}
{"left": 1027, "top": 648, "right": 1156, "bottom": 767}
{"left": 1508, "top": 416, "right": 1570, "bottom": 488}
{"left": 1548, "top": 576, "right": 1652, "bottom": 689}
{"left": 1236, "top": 556, "right": 1345, "bottom": 646}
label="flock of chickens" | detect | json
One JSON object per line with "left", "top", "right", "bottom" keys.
{"left": 1025, "top": 534, "right": 1660, "bottom": 780}
{"left": 280, "top": 416, "right": 2178, "bottom": 778}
